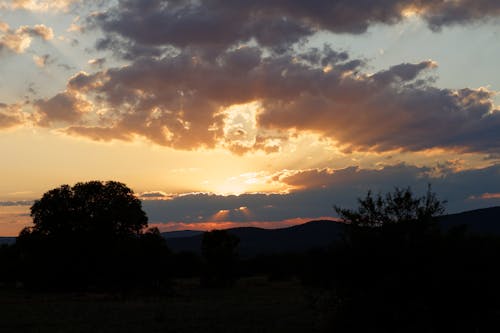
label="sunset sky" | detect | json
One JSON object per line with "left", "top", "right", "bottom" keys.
{"left": 1, "top": 0, "right": 500, "bottom": 236}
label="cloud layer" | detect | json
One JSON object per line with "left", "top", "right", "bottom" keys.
{"left": 142, "top": 163, "right": 500, "bottom": 226}
{"left": 33, "top": 46, "right": 500, "bottom": 154}
{"left": 92, "top": 0, "right": 500, "bottom": 57}
{"left": 3, "top": 1, "right": 500, "bottom": 157}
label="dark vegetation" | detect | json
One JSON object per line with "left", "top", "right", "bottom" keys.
{"left": 329, "top": 187, "right": 500, "bottom": 332}
{"left": 13, "top": 181, "right": 170, "bottom": 291}
{"left": 1, "top": 181, "right": 500, "bottom": 332}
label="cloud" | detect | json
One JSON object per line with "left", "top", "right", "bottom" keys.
{"left": 0, "top": 22, "right": 53, "bottom": 54}
{"left": 142, "top": 163, "right": 500, "bottom": 226}
{"left": 258, "top": 79, "right": 500, "bottom": 154}
{"left": 11, "top": 2, "right": 494, "bottom": 154}
{"left": 33, "top": 89, "right": 92, "bottom": 126}
{"left": 19, "top": 24, "right": 53, "bottom": 40}
{"left": 88, "top": 57, "right": 106, "bottom": 68}
{"left": 37, "top": 46, "right": 500, "bottom": 155}
{"left": 424, "top": 0, "right": 500, "bottom": 30}
{"left": 0, "top": 103, "right": 25, "bottom": 129}
{"left": 90, "top": 0, "right": 500, "bottom": 58}
{"left": 0, "top": 200, "right": 33, "bottom": 206}
{"left": 67, "top": 15, "right": 84, "bottom": 32}
{"left": 139, "top": 191, "right": 171, "bottom": 200}
{"left": 469, "top": 193, "right": 500, "bottom": 200}
{"left": 0, "top": 0, "right": 77, "bottom": 12}
{"left": 33, "top": 54, "right": 54, "bottom": 67}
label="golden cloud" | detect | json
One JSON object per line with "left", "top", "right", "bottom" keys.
{"left": 0, "top": 22, "right": 53, "bottom": 53}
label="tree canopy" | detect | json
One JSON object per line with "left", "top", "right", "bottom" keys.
{"left": 22, "top": 181, "right": 148, "bottom": 239}
{"left": 334, "top": 185, "right": 446, "bottom": 228}
{"left": 16, "top": 181, "right": 169, "bottom": 291}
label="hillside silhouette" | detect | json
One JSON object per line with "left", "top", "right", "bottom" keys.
{"left": 164, "top": 206, "right": 500, "bottom": 255}
{"left": 164, "top": 219, "right": 344, "bottom": 256}
{"left": 2, "top": 207, "right": 498, "bottom": 248}
{"left": 0, "top": 237, "right": 15, "bottom": 245}
{"left": 438, "top": 206, "right": 500, "bottom": 234}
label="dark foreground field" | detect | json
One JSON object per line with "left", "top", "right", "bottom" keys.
{"left": 0, "top": 278, "right": 324, "bottom": 333}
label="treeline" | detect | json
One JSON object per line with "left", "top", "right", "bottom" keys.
{"left": 2, "top": 213, "right": 500, "bottom": 332}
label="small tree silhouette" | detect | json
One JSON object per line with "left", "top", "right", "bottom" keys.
{"left": 334, "top": 185, "right": 446, "bottom": 247}
{"left": 335, "top": 185, "right": 445, "bottom": 228}
{"left": 200, "top": 230, "right": 239, "bottom": 288}
{"left": 329, "top": 186, "right": 452, "bottom": 332}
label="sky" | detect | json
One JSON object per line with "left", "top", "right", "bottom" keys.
{"left": 0, "top": 0, "right": 499, "bottom": 236}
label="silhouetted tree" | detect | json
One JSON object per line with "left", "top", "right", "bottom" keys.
{"left": 327, "top": 187, "right": 500, "bottom": 332}
{"left": 24, "top": 181, "right": 147, "bottom": 239}
{"left": 17, "top": 181, "right": 169, "bottom": 291}
{"left": 334, "top": 185, "right": 445, "bottom": 248}
{"left": 335, "top": 185, "right": 445, "bottom": 228}
{"left": 200, "top": 230, "right": 239, "bottom": 287}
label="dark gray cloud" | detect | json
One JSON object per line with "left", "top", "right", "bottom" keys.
{"left": 258, "top": 80, "right": 500, "bottom": 154}
{"left": 424, "top": 0, "right": 500, "bottom": 31}
{"left": 142, "top": 163, "right": 500, "bottom": 225}
{"left": 90, "top": 0, "right": 500, "bottom": 58}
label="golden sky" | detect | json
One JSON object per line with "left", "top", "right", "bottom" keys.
{"left": 1, "top": 0, "right": 500, "bottom": 235}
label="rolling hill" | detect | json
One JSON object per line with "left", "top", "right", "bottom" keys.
{"left": 1, "top": 207, "right": 498, "bottom": 253}
{"left": 437, "top": 206, "right": 500, "bottom": 234}
{"left": 0, "top": 237, "right": 15, "bottom": 245}
{"left": 164, "top": 220, "right": 344, "bottom": 257}
{"left": 164, "top": 206, "right": 500, "bottom": 256}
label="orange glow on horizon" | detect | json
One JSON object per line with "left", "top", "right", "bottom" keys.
{"left": 469, "top": 192, "right": 500, "bottom": 200}
{"left": 0, "top": 205, "right": 32, "bottom": 236}
{"left": 149, "top": 216, "right": 339, "bottom": 232}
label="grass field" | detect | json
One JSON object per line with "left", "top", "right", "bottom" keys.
{"left": 0, "top": 277, "right": 326, "bottom": 333}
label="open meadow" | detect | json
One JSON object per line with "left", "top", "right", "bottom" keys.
{"left": 0, "top": 277, "right": 325, "bottom": 333}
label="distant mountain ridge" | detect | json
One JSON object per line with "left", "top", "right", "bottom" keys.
{"left": 164, "top": 219, "right": 344, "bottom": 257}
{"left": 1, "top": 207, "right": 498, "bottom": 251}
{"left": 164, "top": 206, "right": 500, "bottom": 256}
{"left": 0, "top": 237, "right": 16, "bottom": 245}
{"left": 163, "top": 230, "right": 204, "bottom": 239}
{"left": 437, "top": 206, "right": 500, "bottom": 234}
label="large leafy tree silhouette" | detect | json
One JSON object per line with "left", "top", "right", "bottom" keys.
{"left": 24, "top": 181, "right": 147, "bottom": 239}
{"left": 18, "top": 181, "right": 168, "bottom": 291}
